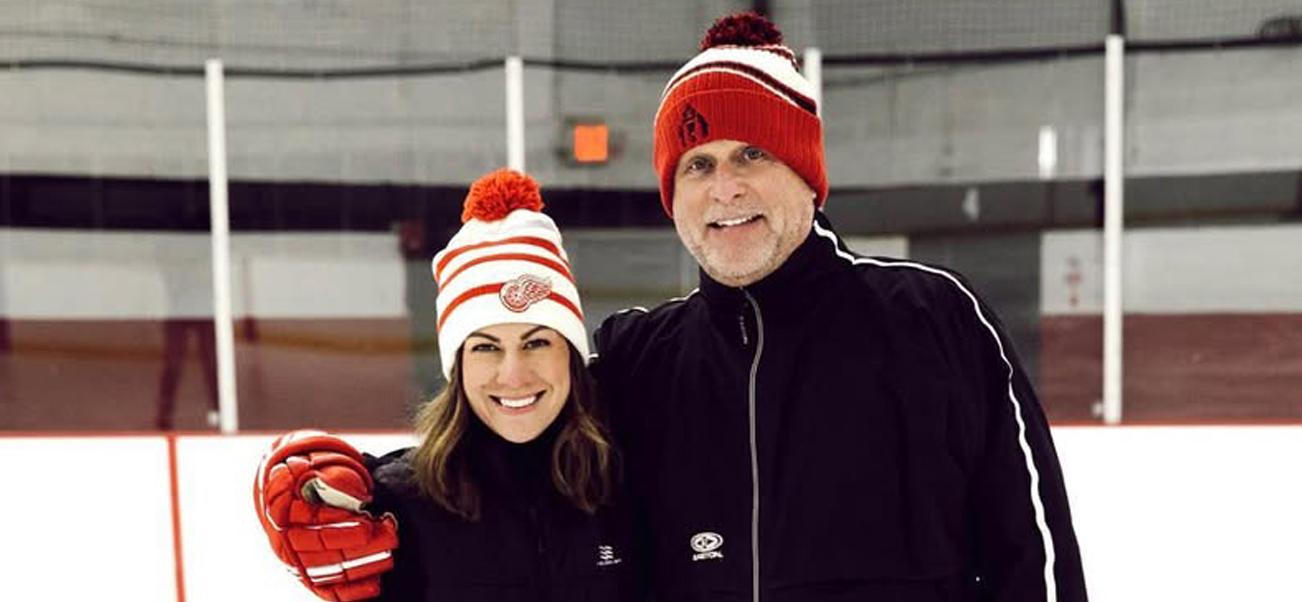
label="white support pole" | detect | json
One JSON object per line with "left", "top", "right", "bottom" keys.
{"left": 505, "top": 56, "right": 525, "bottom": 172}
{"left": 205, "top": 58, "right": 239, "bottom": 434}
{"left": 1102, "top": 35, "right": 1125, "bottom": 425}
{"left": 802, "top": 47, "right": 822, "bottom": 118}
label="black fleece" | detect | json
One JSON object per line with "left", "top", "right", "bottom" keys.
{"left": 592, "top": 212, "right": 1087, "bottom": 602}
{"left": 367, "top": 419, "right": 642, "bottom": 602}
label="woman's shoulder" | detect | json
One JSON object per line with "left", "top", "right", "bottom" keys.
{"left": 366, "top": 448, "right": 421, "bottom": 501}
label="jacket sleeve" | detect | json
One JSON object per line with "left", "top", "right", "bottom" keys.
{"left": 945, "top": 278, "right": 1088, "bottom": 602}
{"left": 590, "top": 311, "right": 659, "bottom": 600}
{"left": 364, "top": 450, "right": 426, "bottom": 602}
{"left": 590, "top": 310, "right": 636, "bottom": 387}
{"left": 589, "top": 309, "right": 647, "bottom": 434}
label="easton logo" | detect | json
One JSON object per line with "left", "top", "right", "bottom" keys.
{"left": 690, "top": 531, "right": 724, "bottom": 562}
{"left": 597, "top": 544, "right": 623, "bottom": 567}
{"left": 678, "top": 104, "right": 710, "bottom": 146}
{"left": 499, "top": 274, "right": 552, "bottom": 313}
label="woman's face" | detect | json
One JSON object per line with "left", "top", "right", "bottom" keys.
{"left": 460, "top": 323, "right": 571, "bottom": 443}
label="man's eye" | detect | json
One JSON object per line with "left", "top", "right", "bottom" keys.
{"left": 523, "top": 338, "right": 552, "bottom": 350}
{"left": 685, "top": 157, "right": 711, "bottom": 174}
{"left": 742, "top": 146, "right": 766, "bottom": 162}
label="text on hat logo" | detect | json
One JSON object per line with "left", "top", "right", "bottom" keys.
{"left": 499, "top": 274, "right": 552, "bottom": 313}
{"left": 678, "top": 104, "right": 710, "bottom": 146}
{"left": 690, "top": 531, "right": 724, "bottom": 561}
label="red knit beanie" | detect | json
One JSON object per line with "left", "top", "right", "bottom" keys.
{"left": 653, "top": 12, "right": 827, "bottom": 217}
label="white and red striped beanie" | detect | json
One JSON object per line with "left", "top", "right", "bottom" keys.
{"left": 431, "top": 169, "right": 587, "bottom": 378}
{"left": 653, "top": 12, "right": 827, "bottom": 216}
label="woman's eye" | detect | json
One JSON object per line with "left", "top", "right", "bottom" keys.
{"left": 742, "top": 146, "right": 766, "bottom": 162}
{"left": 523, "top": 338, "right": 552, "bottom": 350}
{"left": 469, "top": 342, "right": 499, "bottom": 353}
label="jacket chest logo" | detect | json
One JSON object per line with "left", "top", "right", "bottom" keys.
{"left": 597, "top": 544, "right": 623, "bottom": 567}
{"left": 690, "top": 531, "right": 724, "bottom": 561}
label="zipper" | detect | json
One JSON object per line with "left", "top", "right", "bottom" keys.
{"left": 738, "top": 310, "right": 749, "bottom": 346}
{"left": 741, "top": 289, "right": 764, "bottom": 602}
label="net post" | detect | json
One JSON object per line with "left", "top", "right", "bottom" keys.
{"left": 205, "top": 58, "right": 240, "bottom": 434}
{"left": 803, "top": 47, "right": 822, "bottom": 118}
{"left": 506, "top": 56, "right": 525, "bottom": 172}
{"left": 1102, "top": 35, "right": 1125, "bottom": 426}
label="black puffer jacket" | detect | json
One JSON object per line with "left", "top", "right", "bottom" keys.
{"left": 591, "top": 213, "right": 1086, "bottom": 602}
{"left": 366, "top": 420, "right": 643, "bottom": 602}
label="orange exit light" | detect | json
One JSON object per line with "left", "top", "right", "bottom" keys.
{"left": 572, "top": 123, "right": 609, "bottom": 164}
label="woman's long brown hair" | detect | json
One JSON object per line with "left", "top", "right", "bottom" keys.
{"left": 407, "top": 344, "right": 616, "bottom": 521}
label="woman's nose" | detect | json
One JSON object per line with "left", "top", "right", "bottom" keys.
{"left": 495, "top": 351, "right": 532, "bottom": 388}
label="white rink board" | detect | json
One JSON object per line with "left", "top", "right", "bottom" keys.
{"left": 1, "top": 436, "right": 177, "bottom": 601}
{"left": 1, "top": 427, "right": 1299, "bottom": 601}
{"left": 1054, "top": 426, "right": 1302, "bottom": 602}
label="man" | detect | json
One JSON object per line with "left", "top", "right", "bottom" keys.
{"left": 588, "top": 12, "right": 1086, "bottom": 602}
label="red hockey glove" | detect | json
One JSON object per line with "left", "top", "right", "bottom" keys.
{"left": 254, "top": 430, "right": 398, "bottom": 602}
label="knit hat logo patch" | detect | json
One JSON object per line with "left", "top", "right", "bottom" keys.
{"left": 678, "top": 104, "right": 710, "bottom": 146}
{"left": 499, "top": 273, "right": 552, "bottom": 313}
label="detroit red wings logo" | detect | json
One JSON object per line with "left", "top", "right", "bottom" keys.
{"left": 678, "top": 104, "right": 709, "bottom": 146}
{"left": 499, "top": 274, "right": 552, "bottom": 313}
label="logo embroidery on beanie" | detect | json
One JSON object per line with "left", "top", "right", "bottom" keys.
{"left": 678, "top": 104, "right": 710, "bottom": 146}
{"left": 499, "top": 274, "right": 552, "bottom": 312}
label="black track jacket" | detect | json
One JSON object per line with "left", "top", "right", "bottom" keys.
{"left": 591, "top": 213, "right": 1086, "bottom": 602}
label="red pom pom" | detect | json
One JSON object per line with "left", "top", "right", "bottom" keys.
{"left": 461, "top": 168, "right": 544, "bottom": 223}
{"left": 701, "top": 12, "right": 783, "bottom": 50}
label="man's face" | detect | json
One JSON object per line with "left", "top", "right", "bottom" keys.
{"left": 671, "top": 139, "right": 815, "bottom": 287}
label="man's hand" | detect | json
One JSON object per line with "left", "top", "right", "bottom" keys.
{"left": 254, "top": 430, "right": 398, "bottom": 602}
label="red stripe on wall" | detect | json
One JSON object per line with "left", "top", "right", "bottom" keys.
{"left": 166, "top": 435, "right": 188, "bottom": 602}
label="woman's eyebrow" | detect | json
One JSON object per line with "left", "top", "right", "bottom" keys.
{"left": 521, "top": 325, "right": 550, "bottom": 339}
{"left": 467, "top": 332, "right": 501, "bottom": 343}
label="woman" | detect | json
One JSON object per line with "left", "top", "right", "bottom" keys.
{"left": 254, "top": 169, "right": 641, "bottom": 602}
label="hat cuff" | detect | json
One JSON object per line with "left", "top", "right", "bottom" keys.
{"left": 654, "top": 89, "right": 827, "bottom": 216}
{"left": 437, "top": 298, "right": 589, "bottom": 378}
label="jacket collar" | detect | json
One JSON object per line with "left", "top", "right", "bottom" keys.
{"left": 469, "top": 416, "right": 559, "bottom": 497}
{"left": 697, "top": 211, "right": 848, "bottom": 319}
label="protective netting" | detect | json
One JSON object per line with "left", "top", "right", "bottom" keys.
{"left": 5, "top": 1, "right": 1301, "bottom": 69}
{"left": 0, "top": 1, "right": 520, "bottom": 68}
{"left": 778, "top": 0, "right": 1109, "bottom": 54}
{"left": 0, "top": 0, "right": 748, "bottom": 68}
{"left": 1125, "top": 0, "right": 1302, "bottom": 42}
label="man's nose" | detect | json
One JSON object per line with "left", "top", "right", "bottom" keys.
{"left": 708, "top": 163, "right": 745, "bottom": 203}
